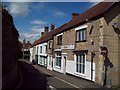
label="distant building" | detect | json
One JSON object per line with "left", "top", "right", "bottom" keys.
{"left": 22, "top": 39, "right": 32, "bottom": 60}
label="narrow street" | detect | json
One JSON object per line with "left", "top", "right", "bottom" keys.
{"left": 18, "top": 60, "right": 102, "bottom": 90}
{"left": 18, "top": 60, "right": 79, "bottom": 90}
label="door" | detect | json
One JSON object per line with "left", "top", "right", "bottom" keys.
{"left": 62, "top": 54, "right": 67, "bottom": 74}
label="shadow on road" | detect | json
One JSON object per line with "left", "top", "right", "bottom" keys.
{"left": 18, "top": 60, "right": 49, "bottom": 89}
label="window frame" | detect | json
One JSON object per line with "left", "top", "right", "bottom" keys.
{"left": 75, "top": 54, "right": 86, "bottom": 75}
{"left": 57, "top": 35, "right": 62, "bottom": 45}
{"left": 55, "top": 52, "right": 61, "bottom": 68}
{"left": 76, "top": 28, "right": 87, "bottom": 42}
{"left": 49, "top": 40, "right": 52, "bottom": 49}
{"left": 40, "top": 46, "right": 42, "bottom": 53}
{"left": 45, "top": 45, "right": 47, "bottom": 53}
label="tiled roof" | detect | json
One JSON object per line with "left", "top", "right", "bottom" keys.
{"left": 32, "top": 23, "right": 67, "bottom": 46}
{"left": 32, "top": 35, "right": 45, "bottom": 46}
{"left": 23, "top": 41, "right": 32, "bottom": 49}
{"left": 41, "top": 23, "right": 67, "bottom": 43}
{"left": 59, "top": 2, "right": 115, "bottom": 33}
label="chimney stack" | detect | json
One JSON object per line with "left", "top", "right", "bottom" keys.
{"left": 44, "top": 26, "right": 49, "bottom": 34}
{"left": 41, "top": 32, "right": 44, "bottom": 36}
{"left": 72, "top": 13, "right": 79, "bottom": 19}
{"left": 51, "top": 24, "right": 55, "bottom": 30}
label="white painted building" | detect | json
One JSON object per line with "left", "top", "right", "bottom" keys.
{"left": 37, "top": 42, "right": 48, "bottom": 67}
{"left": 30, "top": 47, "right": 33, "bottom": 62}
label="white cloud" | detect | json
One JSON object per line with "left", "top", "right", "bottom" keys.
{"left": 19, "top": 32, "right": 40, "bottom": 43}
{"left": 54, "top": 11, "right": 67, "bottom": 17}
{"left": 30, "top": 20, "right": 48, "bottom": 25}
{"left": 30, "top": 26, "right": 44, "bottom": 33}
{"left": 19, "top": 26, "right": 45, "bottom": 43}
{"left": 89, "top": 0, "right": 103, "bottom": 2}
{"left": 8, "top": 2, "right": 30, "bottom": 17}
{"left": 50, "top": 10, "right": 67, "bottom": 18}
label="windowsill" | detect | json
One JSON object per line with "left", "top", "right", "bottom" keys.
{"left": 74, "top": 72, "right": 86, "bottom": 77}
{"left": 55, "top": 66, "right": 61, "bottom": 69}
{"left": 75, "top": 40, "right": 87, "bottom": 43}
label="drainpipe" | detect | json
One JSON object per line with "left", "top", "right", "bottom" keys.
{"left": 91, "top": 39, "right": 94, "bottom": 81}
{"left": 91, "top": 52, "right": 93, "bottom": 81}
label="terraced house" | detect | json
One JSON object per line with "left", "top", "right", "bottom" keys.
{"left": 30, "top": 2, "right": 120, "bottom": 87}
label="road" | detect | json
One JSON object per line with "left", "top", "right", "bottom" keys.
{"left": 18, "top": 60, "right": 80, "bottom": 90}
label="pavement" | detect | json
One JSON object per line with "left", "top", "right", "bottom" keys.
{"left": 18, "top": 59, "right": 105, "bottom": 90}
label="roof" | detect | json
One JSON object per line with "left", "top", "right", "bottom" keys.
{"left": 23, "top": 41, "right": 32, "bottom": 49}
{"left": 32, "top": 35, "right": 45, "bottom": 46}
{"left": 32, "top": 23, "right": 67, "bottom": 46}
{"left": 41, "top": 23, "right": 67, "bottom": 43}
{"left": 57, "top": 2, "right": 115, "bottom": 34}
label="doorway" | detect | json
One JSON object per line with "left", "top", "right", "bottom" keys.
{"left": 62, "top": 53, "right": 67, "bottom": 74}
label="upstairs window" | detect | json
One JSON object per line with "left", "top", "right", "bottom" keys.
{"left": 45, "top": 45, "right": 47, "bottom": 53}
{"left": 76, "top": 28, "right": 87, "bottom": 42}
{"left": 49, "top": 40, "right": 52, "bottom": 49}
{"left": 40, "top": 46, "right": 42, "bottom": 53}
{"left": 57, "top": 35, "right": 62, "bottom": 45}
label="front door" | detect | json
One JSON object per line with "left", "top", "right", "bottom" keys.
{"left": 62, "top": 54, "right": 67, "bottom": 74}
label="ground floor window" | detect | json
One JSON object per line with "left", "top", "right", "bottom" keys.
{"left": 76, "top": 54, "right": 85, "bottom": 74}
{"left": 49, "top": 55, "right": 52, "bottom": 66}
{"left": 55, "top": 52, "right": 61, "bottom": 67}
{"left": 40, "top": 56, "right": 47, "bottom": 67}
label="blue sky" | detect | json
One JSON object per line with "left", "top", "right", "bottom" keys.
{"left": 5, "top": 2, "right": 97, "bottom": 43}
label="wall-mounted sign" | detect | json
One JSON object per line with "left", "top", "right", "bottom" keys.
{"left": 100, "top": 46, "right": 108, "bottom": 56}
{"left": 61, "top": 45, "right": 75, "bottom": 50}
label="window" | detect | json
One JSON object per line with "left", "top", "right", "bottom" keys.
{"left": 37, "top": 46, "right": 39, "bottom": 54}
{"left": 49, "top": 41, "right": 52, "bottom": 49}
{"left": 39, "top": 56, "right": 42, "bottom": 64}
{"left": 76, "top": 54, "right": 85, "bottom": 74}
{"left": 45, "top": 45, "right": 47, "bottom": 53}
{"left": 57, "top": 35, "right": 62, "bottom": 45}
{"left": 55, "top": 52, "right": 61, "bottom": 67}
{"left": 76, "top": 28, "right": 86, "bottom": 42}
{"left": 49, "top": 56, "right": 52, "bottom": 65}
{"left": 40, "top": 46, "right": 42, "bottom": 53}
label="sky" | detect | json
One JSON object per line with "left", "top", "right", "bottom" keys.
{"left": 4, "top": 2, "right": 99, "bottom": 44}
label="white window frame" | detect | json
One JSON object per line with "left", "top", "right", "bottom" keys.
{"left": 75, "top": 25, "right": 87, "bottom": 42}
{"left": 75, "top": 53, "right": 86, "bottom": 76}
{"left": 76, "top": 28, "right": 87, "bottom": 41}
{"left": 48, "top": 40, "right": 52, "bottom": 49}
{"left": 40, "top": 46, "right": 42, "bottom": 53}
{"left": 55, "top": 52, "right": 61, "bottom": 68}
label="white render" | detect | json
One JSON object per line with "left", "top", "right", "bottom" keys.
{"left": 30, "top": 47, "right": 33, "bottom": 62}
{"left": 37, "top": 42, "right": 48, "bottom": 66}
{"left": 65, "top": 54, "right": 95, "bottom": 82}
{"left": 47, "top": 55, "right": 53, "bottom": 70}
{"left": 52, "top": 53, "right": 67, "bottom": 74}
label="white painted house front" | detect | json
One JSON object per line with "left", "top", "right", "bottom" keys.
{"left": 30, "top": 47, "right": 33, "bottom": 62}
{"left": 37, "top": 42, "right": 48, "bottom": 67}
